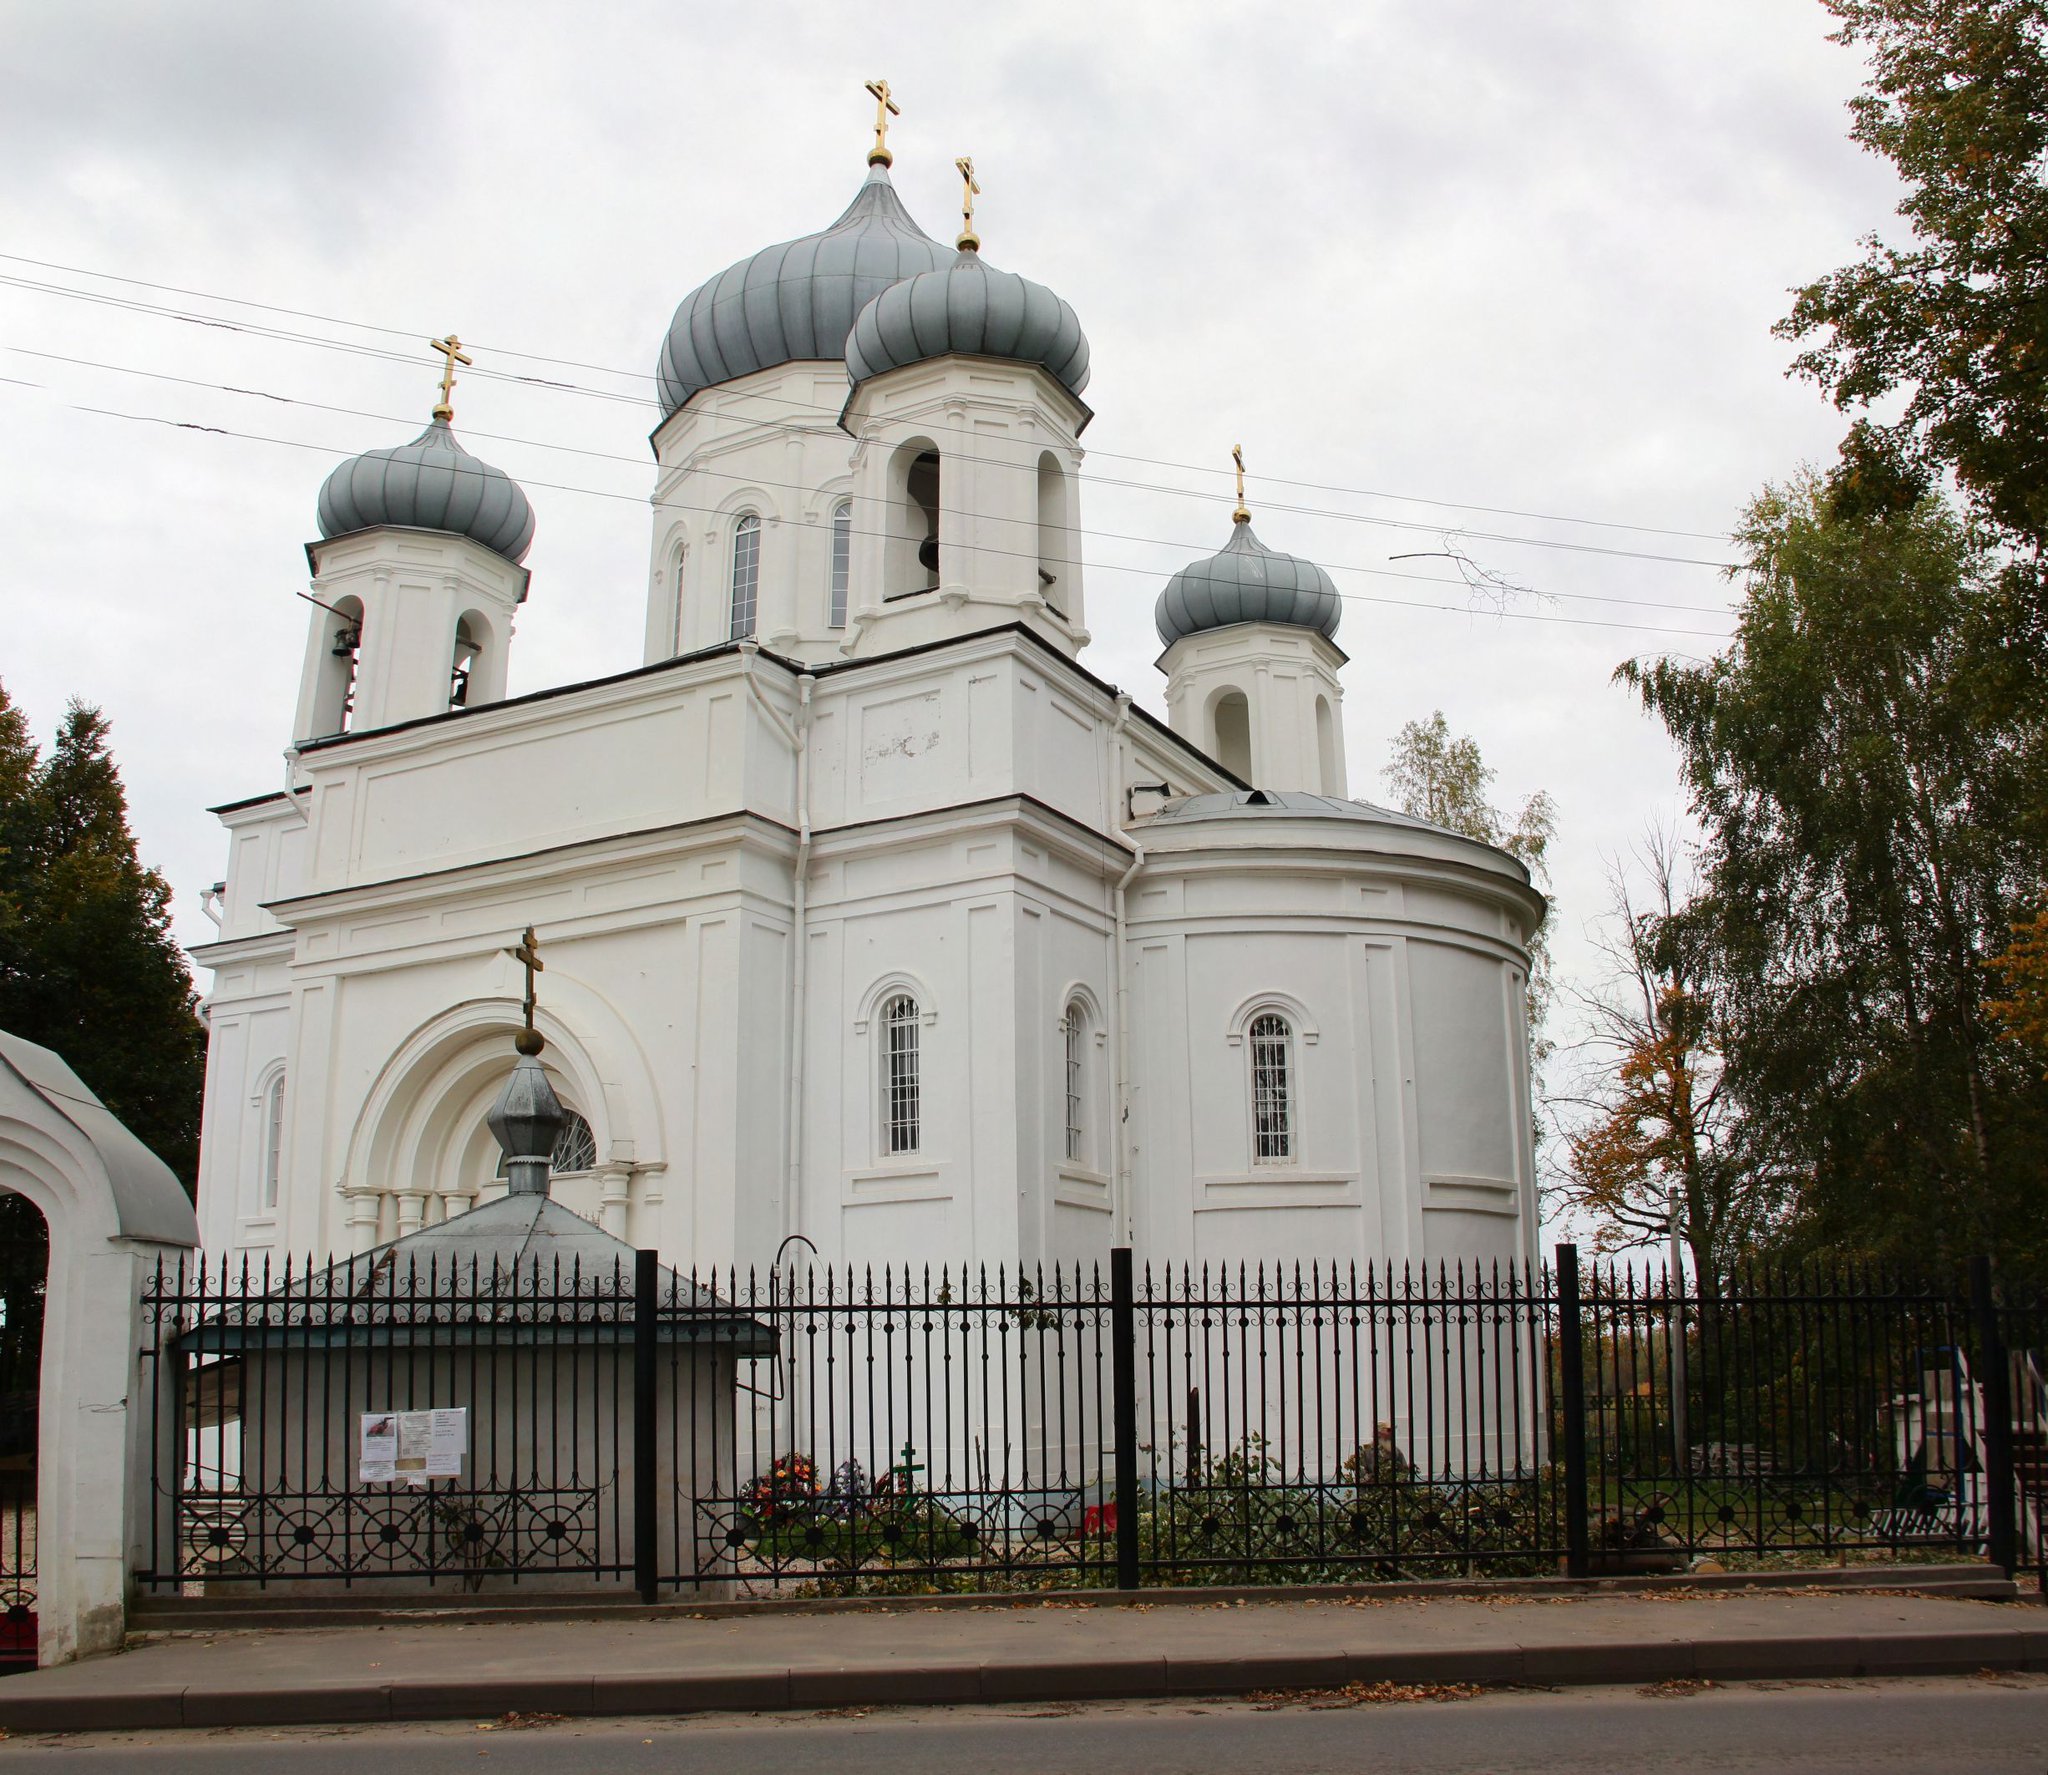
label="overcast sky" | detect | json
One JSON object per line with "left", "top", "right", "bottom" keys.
{"left": 0, "top": 0, "right": 1897, "bottom": 1106}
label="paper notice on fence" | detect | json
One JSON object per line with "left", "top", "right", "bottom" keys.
{"left": 359, "top": 1409, "right": 465, "bottom": 1485}
{"left": 359, "top": 1413, "right": 399, "bottom": 1483}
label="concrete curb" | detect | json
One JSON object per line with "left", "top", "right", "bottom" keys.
{"left": 6, "top": 1626, "right": 2047, "bottom": 1732}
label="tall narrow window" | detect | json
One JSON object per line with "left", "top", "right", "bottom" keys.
{"left": 829, "top": 500, "right": 851, "bottom": 628}
{"left": 1248, "top": 1013, "right": 1293, "bottom": 1164}
{"left": 729, "top": 513, "right": 760, "bottom": 640}
{"left": 881, "top": 993, "right": 921, "bottom": 1155}
{"left": 1063, "top": 1002, "right": 1086, "bottom": 1162}
{"left": 670, "top": 544, "right": 688, "bottom": 655}
{"left": 262, "top": 1073, "right": 286, "bottom": 1210}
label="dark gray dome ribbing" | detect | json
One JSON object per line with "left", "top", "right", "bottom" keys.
{"left": 316, "top": 417, "right": 535, "bottom": 565}
{"left": 844, "top": 247, "right": 1090, "bottom": 396}
{"left": 655, "top": 165, "right": 953, "bottom": 417}
{"left": 1153, "top": 521, "right": 1341, "bottom": 647}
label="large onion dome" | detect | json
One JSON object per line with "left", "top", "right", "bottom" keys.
{"left": 654, "top": 164, "right": 954, "bottom": 418}
{"left": 316, "top": 417, "right": 535, "bottom": 565}
{"left": 843, "top": 244, "right": 1090, "bottom": 397}
{"left": 1154, "top": 518, "right": 1341, "bottom": 647}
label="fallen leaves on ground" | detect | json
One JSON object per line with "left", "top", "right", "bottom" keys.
{"left": 1247, "top": 1681, "right": 1483, "bottom": 1711}
{"left": 1638, "top": 1678, "right": 1713, "bottom": 1698}
{"left": 473, "top": 1712, "right": 565, "bottom": 1731}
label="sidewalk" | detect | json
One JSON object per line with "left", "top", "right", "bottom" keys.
{"left": 2, "top": 1581, "right": 2044, "bottom": 1731}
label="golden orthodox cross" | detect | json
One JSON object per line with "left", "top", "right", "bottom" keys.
{"left": 508, "top": 925, "right": 544, "bottom": 1036}
{"left": 1232, "top": 444, "right": 1250, "bottom": 523}
{"left": 429, "top": 334, "right": 472, "bottom": 421}
{"left": 955, "top": 156, "right": 981, "bottom": 250}
{"left": 865, "top": 78, "right": 901, "bottom": 167}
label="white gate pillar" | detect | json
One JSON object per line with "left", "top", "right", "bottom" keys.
{"left": 0, "top": 1032, "right": 199, "bottom": 1666}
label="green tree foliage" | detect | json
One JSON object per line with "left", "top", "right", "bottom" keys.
{"left": 1383, "top": 711, "right": 1558, "bottom": 1057}
{"left": 1551, "top": 832, "right": 1783, "bottom": 1288}
{"left": 1780, "top": 0, "right": 2048, "bottom": 545}
{"left": 1617, "top": 476, "right": 2048, "bottom": 1266}
{"left": 0, "top": 683, "right": 205, "bottom": 1189}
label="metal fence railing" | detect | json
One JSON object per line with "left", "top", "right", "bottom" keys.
{"left": 135, "top": 1245, "right": 2043, "bottom": 1598}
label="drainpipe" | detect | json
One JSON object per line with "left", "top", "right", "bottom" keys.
{"left": 782, "top": 675, "right": 815, "bottom": 1246}
{"left": 1108, "top": 695, "right": 1145, "bottom": 1247}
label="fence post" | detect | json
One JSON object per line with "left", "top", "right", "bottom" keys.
{"left": 1969, "top": 1254, "right": 2017, "bottom": 1576}
{"left": 1110, "top": 1247, "right": 1141, "bottom": 1591}
{"left": 633, "top": 1248, "right": 658, "bottom": 1603}
{"left": 1556, "top": 1242, "right": 1591, "bottom": 1580}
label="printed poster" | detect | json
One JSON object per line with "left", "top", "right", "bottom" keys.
{"left": 359, "top": 1408, "right": 466, "bottom": 1486}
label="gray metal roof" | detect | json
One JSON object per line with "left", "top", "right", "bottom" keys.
{"left": 0, "top": 1030, "right": 199, "bottom": 1248}
{"left": 844, "top": 246, "right": 1090, "bottom": 396}
{"left": 316, "top": 417, "right": 535, "bottom": 564}
{"left": 174, "top": 1193, "right": 775, "bottom": 1353}
{"left": 655, "top": 165, "right": 954, "bottom": 418}
{"left": 1142, "top": 789, "right": 1440, "bottom": 831}
{"left": 1154, "top": 521, "right": 1341, "bottom": 647}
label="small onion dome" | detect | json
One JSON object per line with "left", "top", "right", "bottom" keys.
{"left": 655, "top": 164, "right": 953, "bottom": 418}
{"left": 1153, "top": 519, "right": 1341, "bottom": 648}
{"left": 843, "top": 246, "right": 1090, "bottom": 397}
{"left": 486, "top": 1048, "right": 566, "bottom": 1198}
{"left": 316, "top": 416, "right": 535, "bottom": 565}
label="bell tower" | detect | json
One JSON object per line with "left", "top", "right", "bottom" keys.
{"left": 291, "top": 341, "right": 535, "bottom": 744}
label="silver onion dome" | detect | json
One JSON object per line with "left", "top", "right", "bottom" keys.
{"left": 316, "top": 417, "right": 535, "bottom": 565}
{"left": 843, "top": 245, "right": 1090, "bottom": 396}
{"left": 654, "top": 164, "right": 954, "bottom": 418}
{"left": 1154, "top": 520, "right": 1341, "bottom": 647}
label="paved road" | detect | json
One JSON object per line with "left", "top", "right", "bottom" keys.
{"left": 3, "top": 1676, "right": 2046, "bottom": 1773}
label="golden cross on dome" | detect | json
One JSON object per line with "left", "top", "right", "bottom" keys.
{"left": 507, "top": 925, "right": 545, "bottom": 1039}
{"left": 1232, "top": 444, "right": 1251, "bottom": 523}
{"left": 955, "top": 156, "right": 982, "bottom": 251}
{"left": 865, "top": 78, "right": 901, "bottom": 167}
{"left": 429, "top": 334, "right": 472, "bottom": 421}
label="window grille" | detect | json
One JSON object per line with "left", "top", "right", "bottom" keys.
{"left": 1248, "top": 1012, "right": 1293, "bottom": 1164}
{"left": 262, "top": 1074, "right": 285, "bottom": 1210}
{"left": 829, "top": 501, "right": 851, "bottom": 628}
{"left": 1064, "top": 1004, "right": 1085, "bottom": 1162}
{"left": 729, "top": 514, "right": 760, "bottom": 640}
{"left": 496, "top": 1109, "right": 598, "bottom": 1178}
{"left": 881, "top": 994, "right": 921, "bottom": 1155}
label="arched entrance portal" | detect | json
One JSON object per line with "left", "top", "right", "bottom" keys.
{"left": 0, "top": 1192, "right": 42, "bottom": 1672}
{"left": 0, "top": 1031, "right": 197, "bottom": 1667}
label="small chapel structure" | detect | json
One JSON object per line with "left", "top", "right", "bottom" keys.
{"left": 189, "top": 90, "right": 1544, "bottom": 1281}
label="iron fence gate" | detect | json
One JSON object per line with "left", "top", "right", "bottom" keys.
{"left": 136, "top": 1245, "right": 2042, "bottom": 1599}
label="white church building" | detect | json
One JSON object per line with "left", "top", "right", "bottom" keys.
{"left": 189, "top": 122, "right": 1544, "bottom": 1282}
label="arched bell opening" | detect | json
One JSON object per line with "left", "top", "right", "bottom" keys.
{"left": 306, "top": 595, "right": 363, "bottom": 740}
{"left": 1316, "top": 695, "right": 1338, "bottom": 796}
{"left": 1036, "top": 451, "right": 1071, "bottom": 616}
{"left": 1209, "top": 687, "right": 1253, "bottom": 783}
{"left": 884, "top": 439, "right": 942, "bottom": 599}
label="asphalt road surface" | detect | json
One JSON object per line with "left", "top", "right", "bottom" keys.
{"left": 3, "top": 1676, "right": 2046, "bottom": 1773}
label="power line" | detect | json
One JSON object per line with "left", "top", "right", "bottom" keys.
{"left": 5, "top": 345, "right": 1744, "bottom": 621}
{"left": 0, "top": 253, "right": 1739, "bottom": 550}
{"left": 7, "top": 382, "right": 1737, "bottom": 642}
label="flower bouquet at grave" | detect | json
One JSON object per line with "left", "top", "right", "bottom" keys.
{"left": 744, "top": 1451, "right": 818, "bottom": 1528}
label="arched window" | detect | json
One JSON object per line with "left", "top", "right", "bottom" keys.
{"left": 880, "top": 993, "right": 921, "bottom": 1155}
{"left": 496, "top": 1108, "right": 598, "bottom": 1178}
{"left": 1063, "top": 1000, "right": 1087, "bottom": 1163}
{"left": 829, "top": 500, "right": 852, "bottom": 628}
{"left": 729, "top": 513, "right": 761, "bottom": 640}
{"left": 884, "top": 442, "right": 942, "bottom": 598}
{"left": 1247, "top": 1012, "right": 1294, "bottom": 1164}
{"left": 261, "top": 1072, "right": 286, "bottom": 1210}
{"left": 1212, "top": 690, "right": 1252, "bottom": 782}
{"left": 1316, "top": 696, "right": 1338, "bottom": 795}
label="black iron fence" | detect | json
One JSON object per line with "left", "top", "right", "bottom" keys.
{"left": 136, "top": 1246, "right": 2044, "bottom": 1599}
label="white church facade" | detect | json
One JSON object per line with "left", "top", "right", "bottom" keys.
{"left": 189, "top": 121, "right": 1544, "bottom": 1283}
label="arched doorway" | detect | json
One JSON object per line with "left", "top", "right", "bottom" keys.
{"left": 0, "top": 1191, "right": 42, "bottom": 1672}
